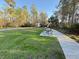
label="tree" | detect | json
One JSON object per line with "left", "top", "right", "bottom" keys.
{"left": 58, "top": 0, "right": 79, "bottom": 29}
{"left": 59, "top": 0, "right": 79, "bottom": 24}
{"left": 70, "top": 0, "right": 79, "bottom": 24}
{"left": 39, "top": 11, "right": 48, "bottom": 27}
{"left": 48, "top": 15, "right": 59, "bottom": 28}
{"left": 4, "top": 0, "right": 16, "bottom": 27}
{"left": 14, "top": 6, "right": 29, "bottom": 27}
{"left": 5, "top": 0, "right": 15, "bottom": 8}
{"left": 22, "top": 6, "right": 29, "bottom": 25}
{"left": 31, "top": 4, "right": 38, "bottom": 26}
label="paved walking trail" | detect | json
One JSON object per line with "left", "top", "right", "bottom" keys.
{"left": 40, "top": 29, "right": 79, "bottom": 59}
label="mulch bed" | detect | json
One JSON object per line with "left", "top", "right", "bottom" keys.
{"left": 55, "top": 28, "right": 79, "bottom": 43}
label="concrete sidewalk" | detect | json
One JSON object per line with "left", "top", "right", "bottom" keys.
{"left": 40, "top": 29, "right": 79, "bottom": 59}
{"left": 52, "top": 29, "right": 79, "bottom": 59}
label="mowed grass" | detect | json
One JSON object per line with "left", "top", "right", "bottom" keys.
{"left": 0, "top": 27, "right": 65, "bottom": 59}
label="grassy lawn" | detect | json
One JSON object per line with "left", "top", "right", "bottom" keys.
{"left": 0, "top": 27, "right": 65, "bottom": 59}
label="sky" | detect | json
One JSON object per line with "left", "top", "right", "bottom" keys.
{"left": 0, "top": 0, "right": 59, "bottom": 17}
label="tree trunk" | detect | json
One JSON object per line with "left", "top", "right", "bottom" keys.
{"left": 71, "top": 3, "right": 76, "bottom": 24}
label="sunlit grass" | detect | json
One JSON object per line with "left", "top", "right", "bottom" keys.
{"left": 0, "top": 27, "right": 65, "bottom": 59}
